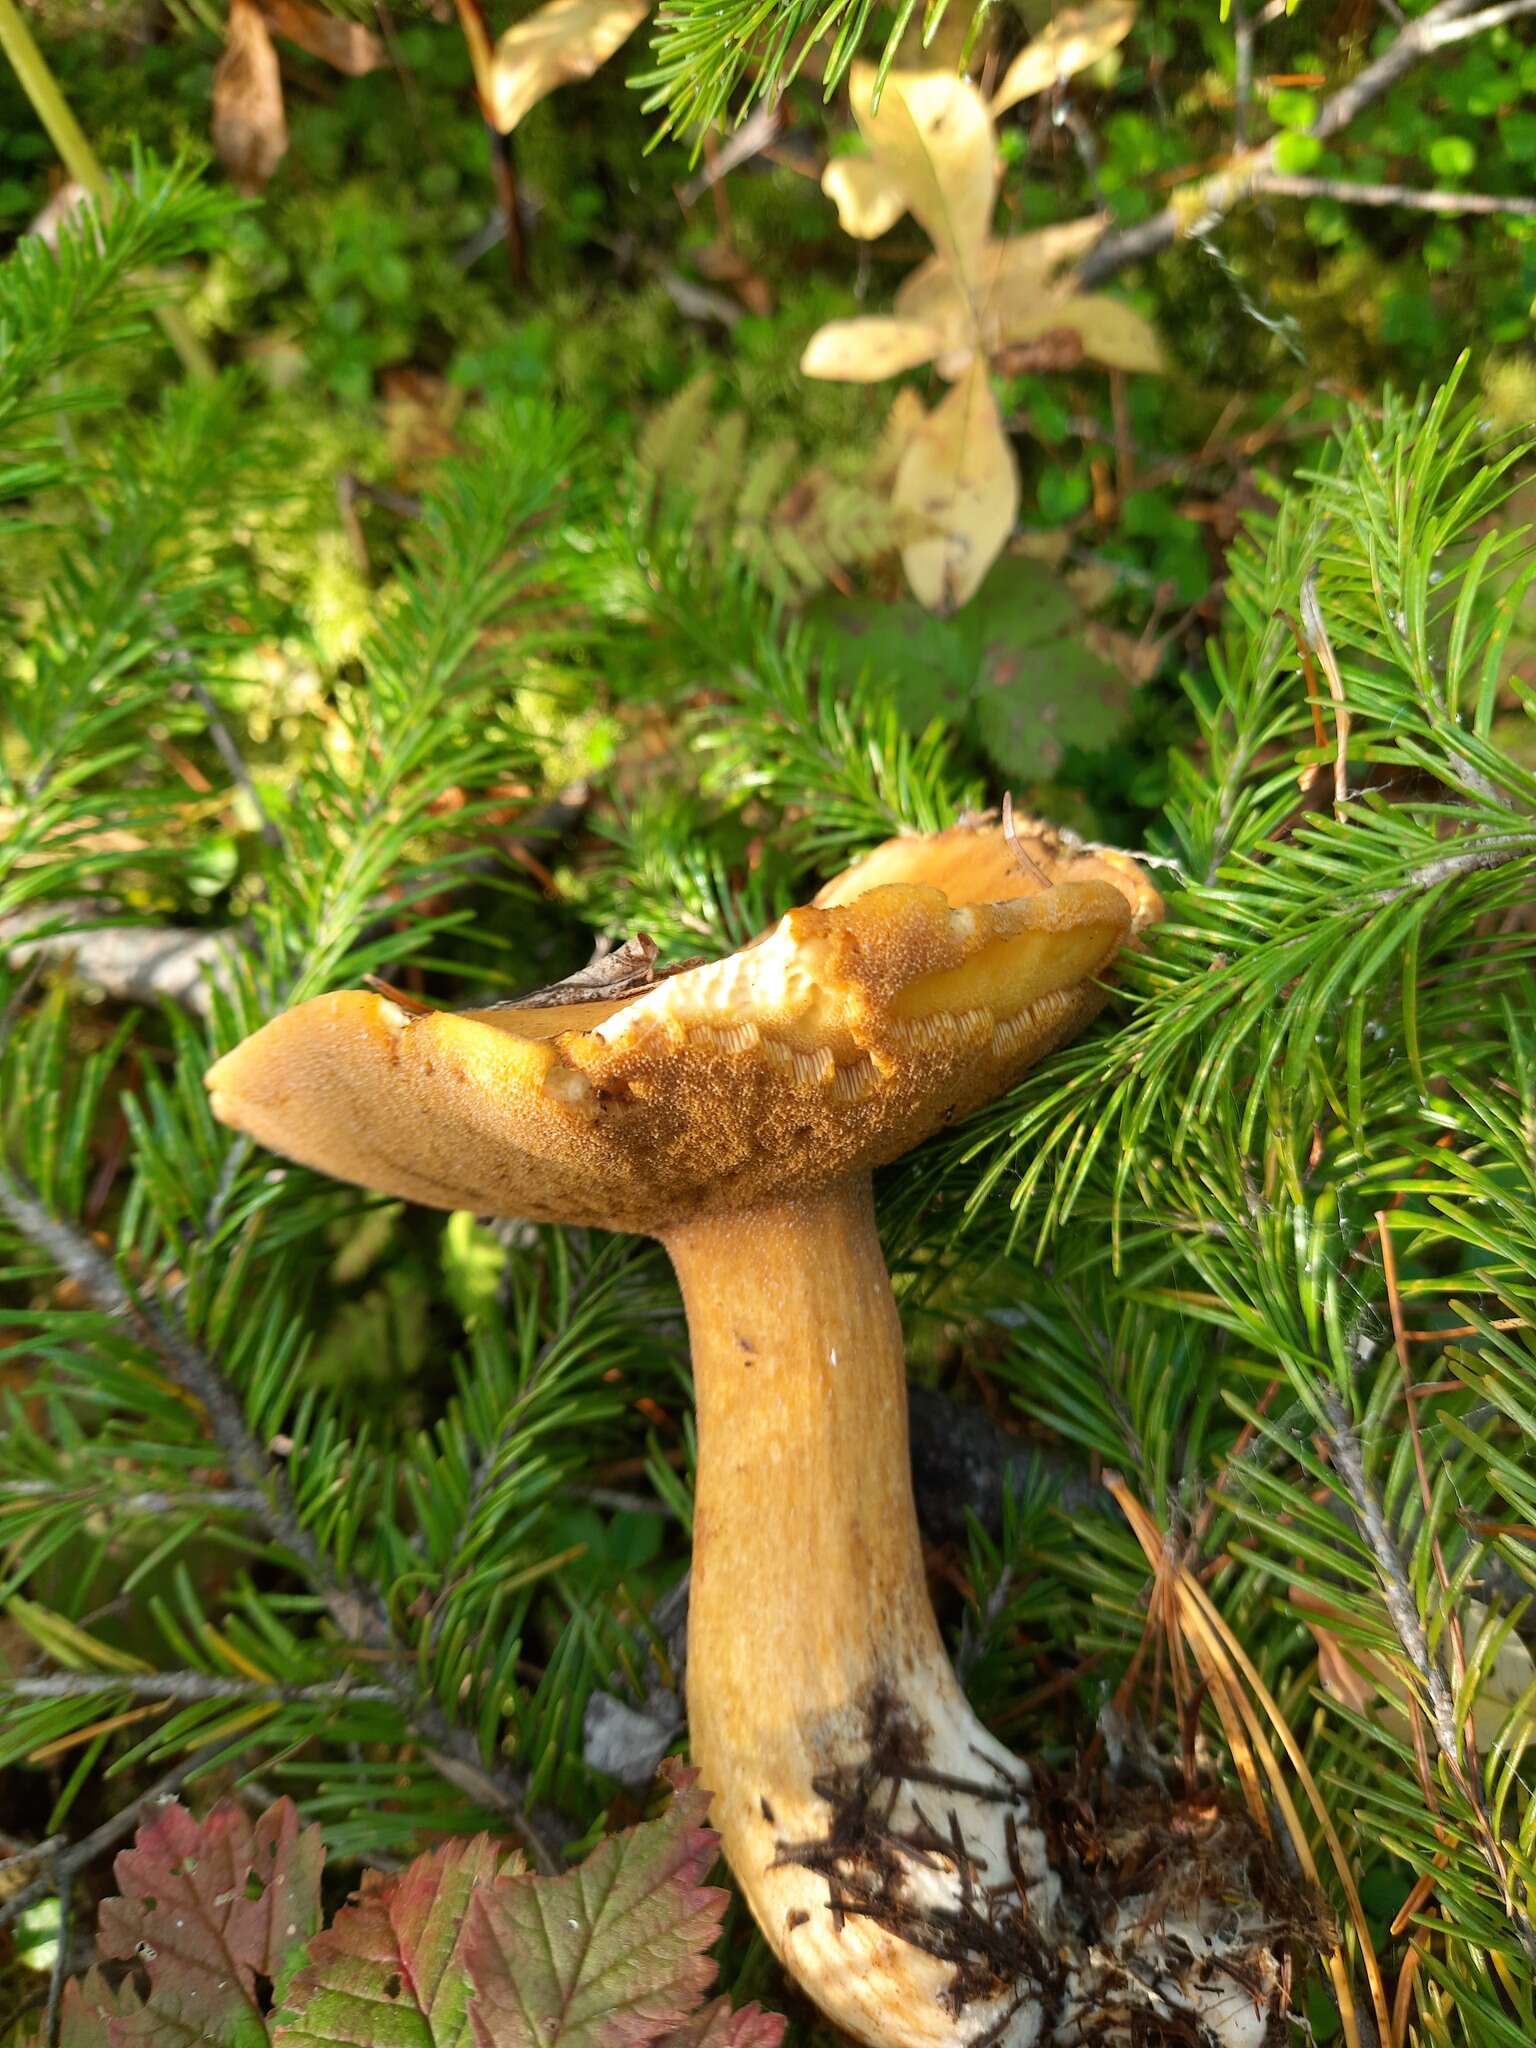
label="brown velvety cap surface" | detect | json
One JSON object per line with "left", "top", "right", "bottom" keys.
{"left": 206, "top": 825, "right": 1160, "bottom": 1236}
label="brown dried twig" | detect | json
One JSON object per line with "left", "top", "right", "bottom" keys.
{"left": 1298, "top": 569, "right": 1350, "bottom": 817}
{"left": 1254, "top": 173, "right": 1536, "bottom": 216}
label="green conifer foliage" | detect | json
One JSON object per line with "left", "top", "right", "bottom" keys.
{"left": 4, "top": 165, "right": 1536, "bottom": 2048}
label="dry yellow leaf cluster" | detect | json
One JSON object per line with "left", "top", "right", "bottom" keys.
{"left": 803, "top": 3, "right": 1162, "bottom": 613}
{"left": 821, "top": 0, "right": 1136, "bottom": 241}
{"left": 456, "top": 0, "right": 650, "bottom": 136}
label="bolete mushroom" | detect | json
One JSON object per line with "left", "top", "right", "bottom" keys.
{"left": 206, "top": 818, "right": 1283, "bottom": 2048}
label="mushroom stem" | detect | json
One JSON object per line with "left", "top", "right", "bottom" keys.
{"left": 670, "top": 1177, "right": 958, "bottom": 1827}
{"left": 666, "top": 1179, "right": 1282, "bottom": 2048}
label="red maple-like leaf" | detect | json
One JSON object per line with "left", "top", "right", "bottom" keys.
{"left": 56, "top": 1967, "right": 144, "bottom": 2048}
{"left": 660, "top": 2000, "right": 785, "bottom": 2048}
{"left": 276, "top": 1833, "right": 522, "bottom": 2048}
{"left": 465, "top": 1769, "right": 728, "bottom": 2048}
{"left": 93, "top": 1797, "right": 323, "bottom": 2045}
{"left": 49, "top": 1778, "right": 782, "bottom": 2048}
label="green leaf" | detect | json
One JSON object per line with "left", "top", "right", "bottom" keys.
{"left": 965, "top": 556, "right": 1133, "bottom": 775}
{"left": 810, "top": 555, "right": 1133, "bottom": 777}
{"left": 464, "top": 1771, "right": 727, "bottom": 2048}
{"left": 276, "top": 1836, "right": 522, "bottom": 2048}
{"left": 442, "top": 1211, "right": 512, "bottom": 1325}
{"left": 1274, "top": 132, "right": 1322, "bottom": 174}
{"left": 1267, "top": 86, "right": 1316, "bottom": 128}
{"left": 970, "top": 624, "right": 1132, "bottom": 780}
{"left": 1429, "top": 134, "right": 1477, "bottom": 179}
{"left": 807, "top": 592, "right": 979, "bottom": 731}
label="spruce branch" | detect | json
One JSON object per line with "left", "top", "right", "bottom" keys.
{"left": 0, "top": 1480, "right": 265, "bottom": 1512}
{"left": 9, "top": 1674, "right": 400, "bottom": 1704}
{"left": 153, "top": 621, "right": 284, "bottom": 856}
{"left": 41, "top": 392, "right": 282, "bottom": 854}
{"left": 1323, "top": 1393, "right": 1536, "bottom": 1968}
{"left": 1374, "top": 834, "right": 1536, "bottom": 901}
{"left": 0, "top": 1, "right": 212, "bottom": 382}
{"left": 0, "top": 1159, "right": 562, "bottom": 1873}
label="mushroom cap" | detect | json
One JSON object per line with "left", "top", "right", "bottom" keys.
{"left": 815, "top": 814, "right": 1164, "bottom": 928}
{"left": 205, "top": 824, "right": 1159, "bottom": 1236}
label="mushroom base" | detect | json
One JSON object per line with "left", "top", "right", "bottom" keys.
{"left": 667, "top": 1183, "right": 1300, "bottom": 2048}
{"left": 752, "top": 1681, "right": 1294, "bottom": 2048}
{"left": 693, "top": 1664, "right": 1292, "bottom": 2048}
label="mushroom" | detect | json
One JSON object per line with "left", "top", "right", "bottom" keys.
{"left": 206, "top": 818, "right": 1284, "bottom": 2048}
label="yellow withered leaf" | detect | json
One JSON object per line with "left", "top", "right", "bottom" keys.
{"left": 991, "top": 0, "right": 1137, "bottom": 115}
{"left": 873, "top": 387, "right": 929, "bottom": 484}
{"left": 488, "top": 0, "right": 649, "bottom": 135}
{"left": 894, "top": 359, "right": 1018, "bottom": 610}
{"left": 890, "top": 257, "right": 971, "bottom": 359}
{"left": 848, "top": 63, "right": 996, "bottom": 290}
{"left": 820, "top": 155, "right": 908, "bottom": 240}
{"left": 895, "top": 220, "right": 1108, "bottom": 359}
{"left": 985, "top": 214, "right": 1108, "bottom": 291}
{"left": 1005, "top": 290, "right": 1166, "bottom": 373}
{"left": 800, "top": 316, "right": 946, "bottom": 382}
{"left": 261, "top": 0, "right": 385, "bottom": 75}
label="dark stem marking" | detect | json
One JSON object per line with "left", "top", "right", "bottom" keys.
{"left": 769, "top": 1685, "right": 1329, "bottom": 2044}
{"left": 769, "top": 1688, "right": 1065, "bottom": 2028}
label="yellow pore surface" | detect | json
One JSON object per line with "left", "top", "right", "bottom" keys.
{"left": 206, "top": 833, "right": 1153, "bottom": 1236}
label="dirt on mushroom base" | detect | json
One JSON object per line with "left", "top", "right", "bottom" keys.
{"left": 769, "top": 1684, "right": 1327, "bottom": 2048}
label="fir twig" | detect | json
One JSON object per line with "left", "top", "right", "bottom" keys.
{"left": 0, "top": 1160, "right": 563, "bottom": 1873}
{"left": 10, "top": 1675, "right": 399, "bottom": 1704}
{"left": 1323, "top": 1393, "right": 1536, "bottom": 1968}
{"left": 1374, "top": 834, "right": 1536, "bottom": 901}
{"left": 0, "top": 1480, "right": 265, "bottom": 1513}
{"left": 0, "top": 0, "right": 213, "bottom": 380}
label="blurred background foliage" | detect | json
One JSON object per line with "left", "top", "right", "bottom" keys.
{"left": 3, "top": 0, "right": 1533, "bottom": 830}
